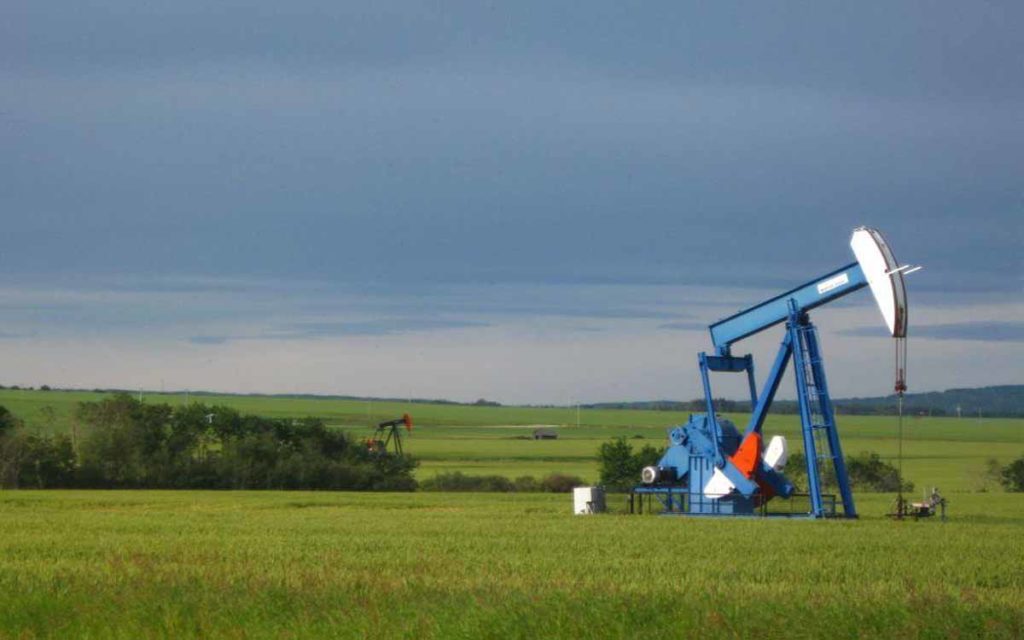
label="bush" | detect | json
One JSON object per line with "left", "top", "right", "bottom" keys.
{"left": 420, "top": 472, "right": 586, "bottom": 493}
{"left": 0, "top": 406, "right": 23, "bottom": 487}
{"left": 420, "top": 472, "right": 514, "bottom": 492}
{"left": 1001, "top": 456, "right": 1024, "bottom": 492}
{"left": 787, "top": 451, "right": 912, "bottom": 493}
{"left": 0, "top": 406, "right": 18, "bottom": 437}
{"left": 539, "top": 473, "right": 585, "bottom": 493}
{"left": 0, "top": 406, "right": 76, "bottom": 489}
{"left": 597, "top": 437, "right": 663, "bottom": 489}
{"left": 846, "top": 451, "right": 913, "bottom": 492}
{"left": 513, "top": 475, "right": 539, "bottom": 492}
{"left": 17, "top": 433, "right": 76, "bottom": 488}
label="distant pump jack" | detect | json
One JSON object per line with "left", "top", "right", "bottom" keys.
{"left": 367, "top": 413, "right": 414, "bottom": 457}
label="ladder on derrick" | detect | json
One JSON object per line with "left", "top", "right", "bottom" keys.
{"left": 789, "top": 307, "right": 856, "bottom": 518}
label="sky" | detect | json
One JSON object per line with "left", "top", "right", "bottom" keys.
{"left": 2, "top": 2, "right": 1022, "bottom": 404}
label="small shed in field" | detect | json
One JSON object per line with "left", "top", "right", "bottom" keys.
{"left": 532, "top": 428, "right": 558, "bottom": 440}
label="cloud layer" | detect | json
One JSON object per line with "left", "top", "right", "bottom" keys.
{"left": 2, "top": 2, "right": 1021, "bottom": 401}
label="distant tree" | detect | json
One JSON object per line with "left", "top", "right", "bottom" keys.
{"left": 418, "top": 472, "right": 582, "bottom": 493}
{"left": 0, "top": 395, "right": 420, "bottom": 491}
{"left": 597, "top": 438, "right": 635, "bottom": 488}
{"left": 846, "top": 452, "right": 913, "bottom": 492}
{"left": 17, "top": 434, "right": 75, "bottom": 488}
{"left": 787, "top": 451, "right": 912, "bottom": 493}
{"left": 513, "top": 475, "right": 539, "bottom": 492}
{"left": 40, "top": 385, "right": 51, "bottom": 391}
{"left": 598, "top": 437, "right": 663, "bottom": 489}
{"left": 0, "top": 406, "right": 18, "bottom": 437}
{"left": 976, "top": 457, "right": 1003, "bottom": 492}
{"left": 1000, "top": 456, "right": 1024, "bottom": 492}
{"left": 539, "top": 473, "right": 586, "bottom": 493}
{"left": 420, "top": 472, "right": 513, "bottom": 492}
{"left": 39, "top": 406, "right": 57, "bottom": 432}
{"left": 0, "top": 406, "right": 22, "bottom": 486}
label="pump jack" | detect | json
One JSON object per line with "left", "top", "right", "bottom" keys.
{"left": 367, "top": 413, "right": 414, "bottom": 456}
{"left": 634, "top": 227, "right": 919, "bottom": 518}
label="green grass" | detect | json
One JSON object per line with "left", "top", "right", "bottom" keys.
{"left": 1, "top": 390, "right": 1022, "bottom": 636}
{"left": 0, "top": 490, "right": 1021, "bottom": 639}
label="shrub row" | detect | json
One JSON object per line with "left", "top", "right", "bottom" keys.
{"left": 0, "top": 395, "right": 417, "bottom": 490}
{"left": 420, "top": 471, "right": 585, "bottom": 493}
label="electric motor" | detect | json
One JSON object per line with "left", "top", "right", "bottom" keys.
{"left": 641, "top": 466, "right": 660, "bottom": 484}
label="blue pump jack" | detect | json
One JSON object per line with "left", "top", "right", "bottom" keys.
{"left": 634, "top": 227, "right": 916, "bottom": 518}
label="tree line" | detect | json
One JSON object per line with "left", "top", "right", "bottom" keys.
{"left": 0, "top": 395, "right": 416, "bottom": 490}
{"left": 582, "top": 384, "right": 1024, "bottom": 418}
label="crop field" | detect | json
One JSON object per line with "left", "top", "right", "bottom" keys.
{"left": 1, "top": 389, "right": 1022, "bottom": 637}
{"left": 1, "top": 491, "right": 1022, "bottom": 638}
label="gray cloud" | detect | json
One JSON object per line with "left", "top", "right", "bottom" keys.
{"left": 185, "top": 318, "right": 490, "bottom": 344}
{"left": 188, "top": 336, "right": 229, "bottom": 345}
{"left": 841, "top": 321, "right": 1024, "bottom": 343}
{"left": 3, "top": 4, "right": 1021, "bottom": 296}
{"left": 272, "top": 319, "right": 489, "bottom": 338}
{"left": 658, "top": 321, "right": 709, "bottom": 332}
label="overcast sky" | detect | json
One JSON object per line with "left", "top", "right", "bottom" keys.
{"left": 2, "top": 2, "right": 1021, "bottom": 404}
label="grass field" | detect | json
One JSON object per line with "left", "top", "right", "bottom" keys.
{"left": 1, "top": 389, "right": 1023, "bottom": 637}
{"left": 0, "top": 490, "right": 1022, "bottom": 639}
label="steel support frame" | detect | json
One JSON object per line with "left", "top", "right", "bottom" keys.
{"left": 698, "top": 353, "right": 757, "bottom": 465}
{"left": 373, "top": 422, "right": 404, "bottom": 456}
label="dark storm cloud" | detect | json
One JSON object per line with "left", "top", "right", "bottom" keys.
{"left": 3, "top": 1, "right": 1021, "bottom": 298}
{"left": 5, "top": 2, "right": 1022, "bottom": 103}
